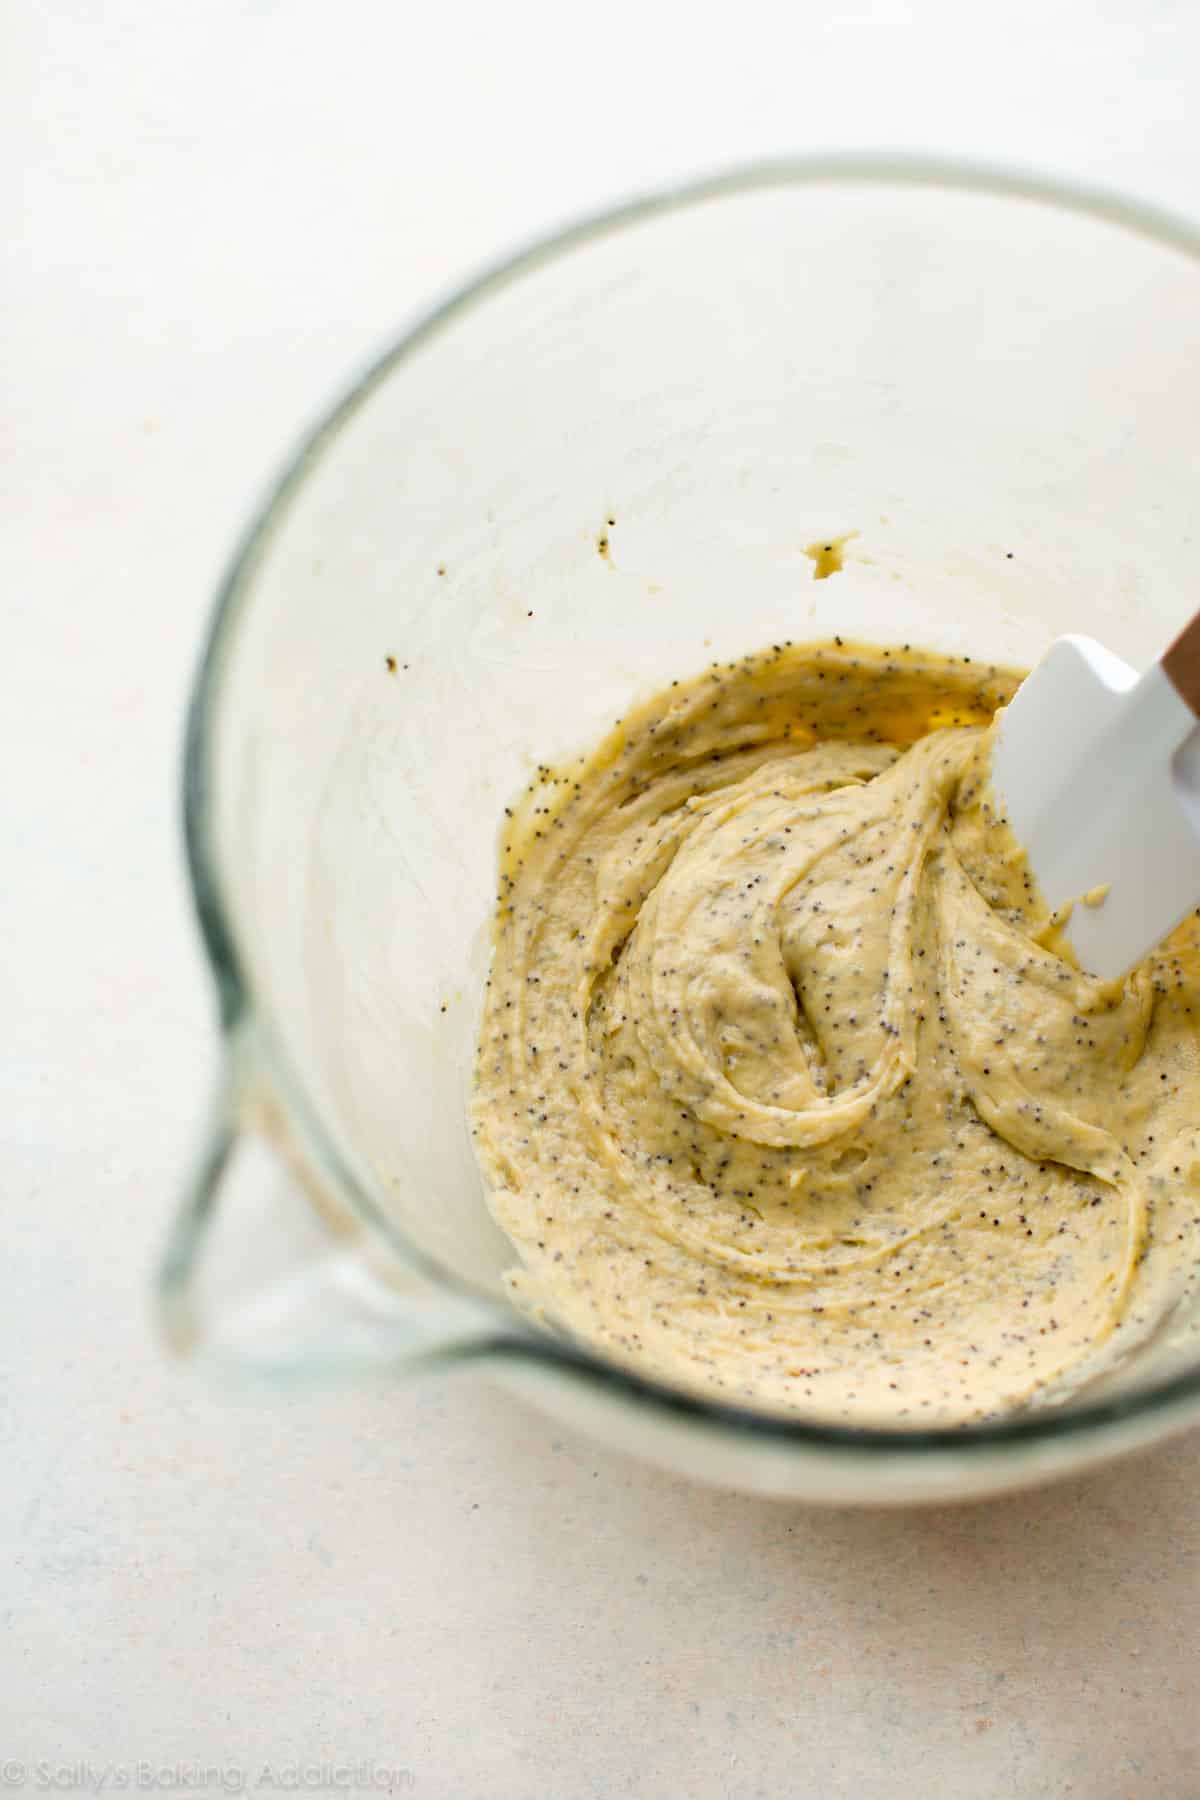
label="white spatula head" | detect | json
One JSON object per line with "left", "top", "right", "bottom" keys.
{"left": 990, "top": 629, "right": 1200, "bottom": 981}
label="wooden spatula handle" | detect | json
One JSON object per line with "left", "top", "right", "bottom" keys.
{"left": 1162, "top": 611, "right": 1200, "bottom": 717}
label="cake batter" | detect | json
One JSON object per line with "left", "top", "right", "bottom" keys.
{"left": 471, "top": 643, "right": 1200, "bottom": 1423}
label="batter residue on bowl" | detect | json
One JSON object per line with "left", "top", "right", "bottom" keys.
{"left": 471, "top": 642, "right": 1200, "bottom": 1424}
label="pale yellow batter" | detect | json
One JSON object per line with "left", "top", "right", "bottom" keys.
{"left": 471, "top": 643, "right": 1200, "bottom": 1424}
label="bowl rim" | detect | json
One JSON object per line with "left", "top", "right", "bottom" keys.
{"left": 182, "top": 150, "right": 1200, "bottom": 1456}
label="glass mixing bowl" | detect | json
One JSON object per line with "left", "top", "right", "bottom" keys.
{"left": 162, "top": 156, "right": 1200, "bottom": 1504}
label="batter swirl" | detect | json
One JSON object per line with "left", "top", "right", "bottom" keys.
{"left": 472, "top": 643, "right": 1200, "bottom": 1423}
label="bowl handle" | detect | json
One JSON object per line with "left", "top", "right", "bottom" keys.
{"left": 156, "top": 1026, "right": 505, "bottom": 1385}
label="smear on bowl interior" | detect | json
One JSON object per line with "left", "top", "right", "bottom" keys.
{"left": 471, "top": 641, "right": 1200, "bottom": 1424}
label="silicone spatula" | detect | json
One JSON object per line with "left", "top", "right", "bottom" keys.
{"left": 989, "top": 615, "right": 1200, "bottom": 981}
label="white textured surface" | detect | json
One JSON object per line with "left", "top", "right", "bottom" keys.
{"left": 7, "top": 3, "right": 1200, "bottom": 1792}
